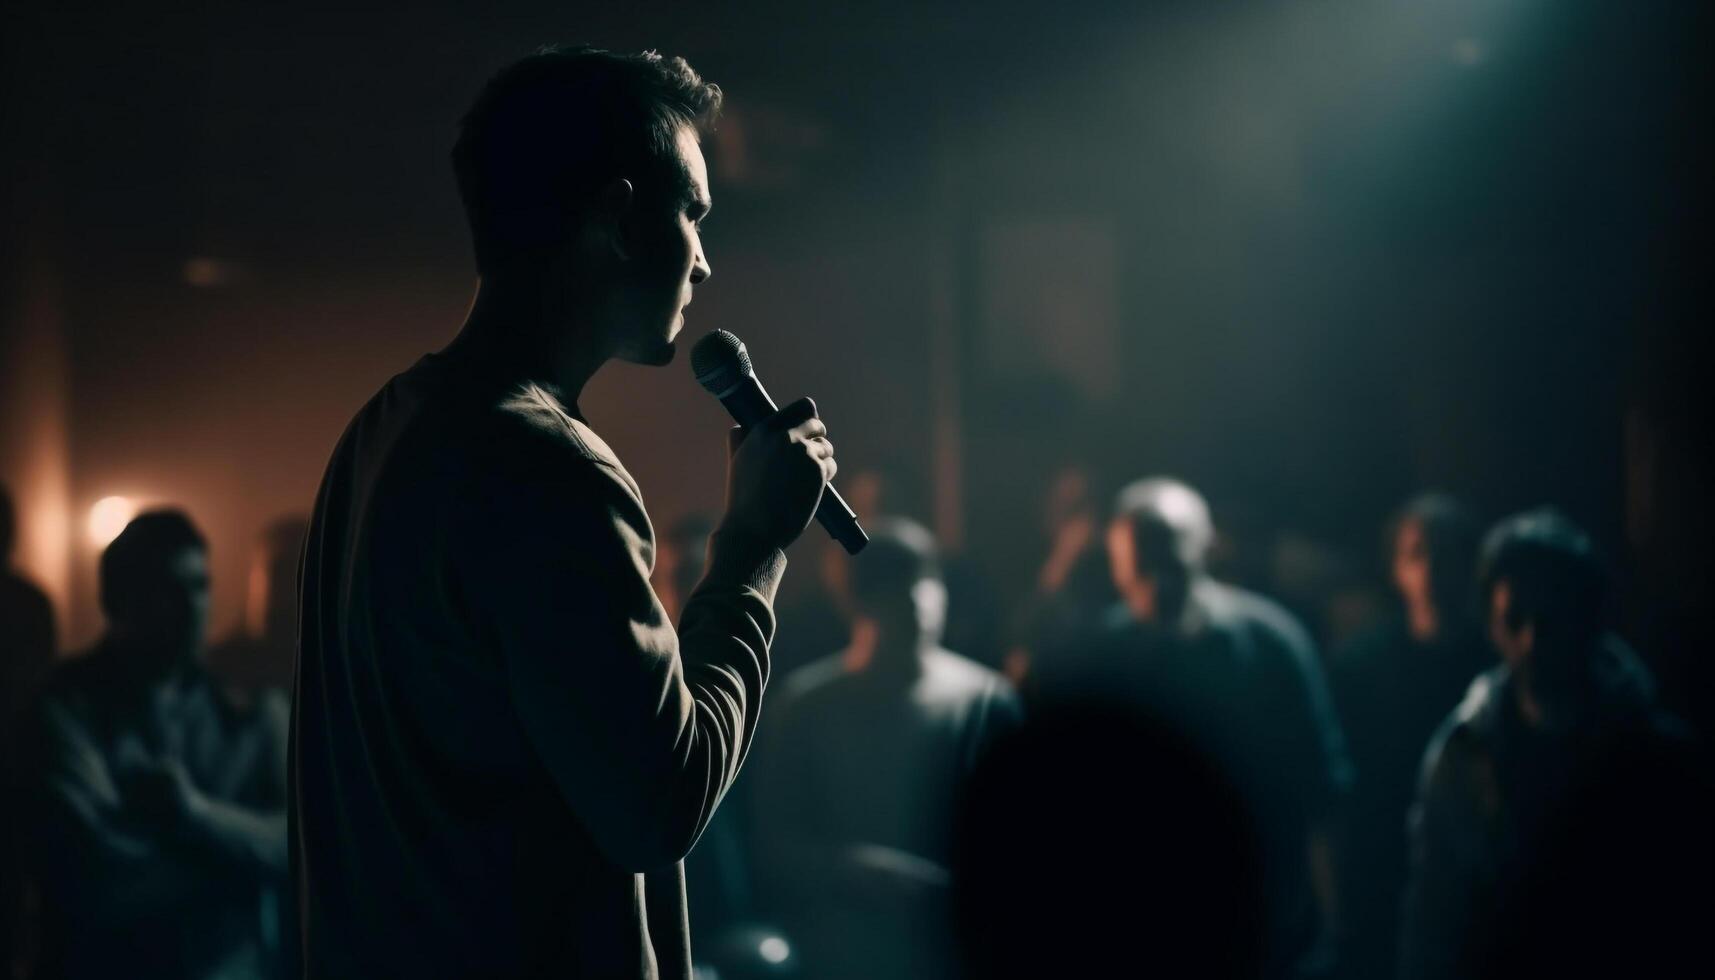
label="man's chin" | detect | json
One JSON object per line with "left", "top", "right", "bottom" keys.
{"left": 621, "top": 338, "right": 677, "bottom": 367}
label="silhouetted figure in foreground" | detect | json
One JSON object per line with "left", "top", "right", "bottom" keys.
{"left": 1400, "top": 509, "right": 1714, "bottom": 980}
{"left": 953, "top": 702, "right": 1267, "bottom": 979}
{"left": 19, "top": 511, "right": 288, "bottom": 979}
{"left": 206, "top": 516, "right": 306, "bottom": 700}
{"left": 2, "top": 489, "right": 56, "bottom": 980}
{"left": 1037, "top": 478, "right": 1350, "bottom": 977}
{"left": 292, "top": 47, "right": 837, "bottom": 978}
{"left": 752, "top": 518, "right": 1020, "bottom": 980}
{"left": 1329, "top": 494, "right": 1489, "bottom": 979}
{"left": 1, "top": 484, "right": 54, "bottom": 726}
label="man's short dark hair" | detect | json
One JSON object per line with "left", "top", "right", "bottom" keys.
{"left": 100, "top": 510, "right": 207, "bottom": 617}
{"left": 1478, "top": 508, "right": 1606, "bottom": 644}
{"left": 851, "top": 517, "right": 941, "bottom": 598}
{"left": 452, "top": 45, "right": 722, "bottom": 274}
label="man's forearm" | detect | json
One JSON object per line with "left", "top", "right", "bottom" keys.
{"left": 698, "top": 528, "right": 787, "bottom": 607}
{"left": 180, "top": 796, "right": 289, "bottom": 879}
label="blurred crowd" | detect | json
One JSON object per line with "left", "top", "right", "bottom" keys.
{"left": 1, "top": 468, "right": 1710, "bottom": 979}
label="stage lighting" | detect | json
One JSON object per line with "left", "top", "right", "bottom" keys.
{"left": 759, "top": 936, "right": 789, "bottom": 965}
{"left": 88, "top": 496, "right": 137, "bottom": 547}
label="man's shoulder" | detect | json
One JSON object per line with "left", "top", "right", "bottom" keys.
{"left": 343, "top": 359, "right": 628, "bottom": 485}
{"left": 491, "top": 383, "right": 618, "bottom": 466}
{"left": 477, "top": 383, "right": 641, "bottom": 499}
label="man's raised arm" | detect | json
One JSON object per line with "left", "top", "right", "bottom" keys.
{"left": 467, "top": 396, "right": 834, "bottom": 871}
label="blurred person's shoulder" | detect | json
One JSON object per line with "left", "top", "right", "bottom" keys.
{"left": 764, "top": 652, "right": 859, "bottom": 739}
{"left": 1199, "top": 578, "right": 1319, "bottom": 665}
{"left": 205, "top": 677, "right": 290, "bottom": 735}
{"left": 23, "top": 646, "right": 128, "bottom": 747}
{"left": 0, "top": 568, "right": 52, "bottom": 618}
{"left": 32, "top": 646, "right": 104, "bottom": 708}
{"left": 774, "top": 651, "right": 853, "bottom": 707}
{"left": 1588, "top": 635, "right": 1705, "bottom": 758}
{"left": 922, "top": 647, "right": 1015, "bottom": 705}
{"left": 1416, "top": 666, "right": 1508, "bottom": 798}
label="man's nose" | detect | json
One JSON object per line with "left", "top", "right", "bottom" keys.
{"left": 690, "top": 250, "right": 711, "bottom": 285}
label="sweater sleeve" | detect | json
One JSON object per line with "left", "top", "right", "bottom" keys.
{"left": 461, "top": 435, "right": 784, "bottom": 873}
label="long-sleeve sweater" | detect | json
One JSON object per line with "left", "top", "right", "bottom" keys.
{"left": 290, "top": 352, "right": 783, "bottom": 978}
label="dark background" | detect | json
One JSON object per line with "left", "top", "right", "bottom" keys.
{"left": 2, "top": 0, "right": 1708, "bottom": 654}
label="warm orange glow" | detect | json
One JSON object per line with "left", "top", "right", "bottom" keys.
{"left": 88, "top": 496, "right": 137, "bottom": 548}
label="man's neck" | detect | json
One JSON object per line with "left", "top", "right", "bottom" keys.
{"left": 446, "top": 276, "right": 610, "bottom": 404}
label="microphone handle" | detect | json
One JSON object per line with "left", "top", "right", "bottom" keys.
{"left": 718, "top": 377, "right": 868, "bottom": 555}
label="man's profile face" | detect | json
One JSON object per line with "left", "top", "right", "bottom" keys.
{"left": 606, "top": 124, "right": 713, "bottom": 366}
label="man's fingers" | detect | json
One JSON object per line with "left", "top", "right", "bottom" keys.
{"left": 787, "top": 420, "right": 827, "bottom": 447}
{"left": 807, "top": 436, "right": 834, "bottom": 460}
{"left": 770, "top": 396, "right": 819, "bottom": 431}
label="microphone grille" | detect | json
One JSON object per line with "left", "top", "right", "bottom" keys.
{"left": 690, "top": 329, "right": 753, "bottom": 395}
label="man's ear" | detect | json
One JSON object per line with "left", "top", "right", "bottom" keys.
{"left": 594, "top": 178, "right": 635, "bottom": 260}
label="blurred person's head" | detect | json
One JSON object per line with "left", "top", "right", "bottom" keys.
{"left": 1389, "top": 493, "right": 1481, "bottom": 641}
{"left": 1478, "top": 508, "right": 1607, "bottom": 703}
{"left": 248, "top": 515, "right": 308, "bottom": 644}
{"left": 1107, "top": 478, "right": 1214, "bottom": 626}
{"left": 452, "top": 46, "right": 721, "bottom": 369}
{"left": 0, "top": 483, "right": 15, "bottom": 565}
{"left": 849, "top": 517, "right": 945, "bottom": 661}
{"left": 100, "top": 510, "right": 210, "bottom": 672}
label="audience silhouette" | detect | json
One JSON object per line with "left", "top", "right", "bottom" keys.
{"left": 751, "top": 518, "right": 1021, "bottom": 980}
{"left": 1330, "top": 494, "right": 1491, "bottom": 979}
{"left": 1400, "top": 509, "right": 1713, "bottom": 979}
{"left": 1032, "top": 477, "right": 1350, "bottom": 977}
{"left": 16, "top": 511, "right": 288, "bottom": 980}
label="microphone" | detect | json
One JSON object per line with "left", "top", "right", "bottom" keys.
{"left": 691, "top": 330, "right": 868, "bottom": 555}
